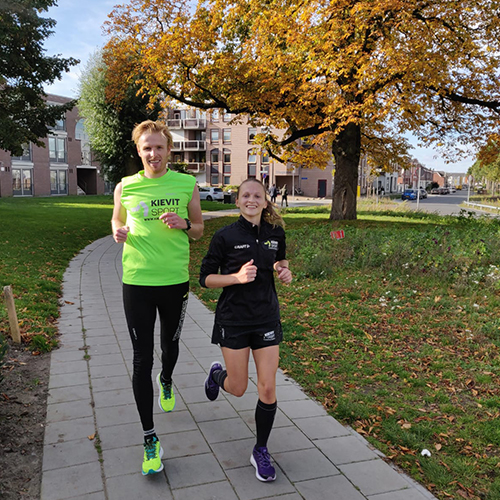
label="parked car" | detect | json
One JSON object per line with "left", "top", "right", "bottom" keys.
{"left": 198, "top": 186, "right": 224, "bottom": 201}
{"left": 449, "top": 187, "right": 456, "bottom": 193}
{"left": 439, "top": 187, "right": 449, "bottom": 194}
{"left": 402, "top": 189, "right": 427, "bottom": 200}
{"left": 402, "top": 189, "right": 418, "bottom": 200}
{"left": 430, "top": 187, "right": 440, "bottom": 194}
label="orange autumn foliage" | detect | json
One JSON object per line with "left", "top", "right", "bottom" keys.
{"left": 103, "top": 0, "right": 500, "bottom": 219}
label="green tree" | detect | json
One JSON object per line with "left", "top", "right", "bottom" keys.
{"left": 0, "top": 0, "right": 78, "bottom": 156}
{"left": 104, "top": 0, "right": 500, "bottom": 219}
{"left": 470, "top": 134, "right": 500, "bottom": 190}
{"left": 77, "top": 50, "right": 162, "bottom": 184}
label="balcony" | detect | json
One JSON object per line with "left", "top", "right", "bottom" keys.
{"left": 171, "top": 140, "right": 206, "bottom": 151}
{"left": 184, "top": 118, "right": 206, "bottom": 129}
{"left": 167, "top": 119, "right": 182, "bottom": 129}
{"left": 186, "top": 162, "right": 206, "bottom": 173}
{"left": 184, "top": 141, "right": 206, "bottom": 151}
{"left": 167, "top": 118, "right": 207, "bottom": 130}
{"left": 169, "top": 162, "right": 206, "bottom": 173}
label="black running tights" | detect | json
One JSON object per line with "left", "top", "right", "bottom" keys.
{"left": 123, "top": 282, "right": 189, "bottom": 431}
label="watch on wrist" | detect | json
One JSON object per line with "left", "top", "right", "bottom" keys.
{"left": 184, "top": 218, "right": 192, "bottom": 231}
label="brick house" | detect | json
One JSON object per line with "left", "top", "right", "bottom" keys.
{"left": 0, "top": 94, "right": 107, "bottom": 198}
{"left": 166, "top": 107, "right": 334, "bottom": 198}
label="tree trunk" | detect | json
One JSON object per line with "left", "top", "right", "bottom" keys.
{"left": 330, "top": 122, "right": 361, "bottom": 220}
{"left": 125, "top": 152, "right": 141, "bottom": 177}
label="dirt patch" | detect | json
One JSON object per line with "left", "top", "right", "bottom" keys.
{"left": 0, "top": 342, "right": 50, "bottom": 499}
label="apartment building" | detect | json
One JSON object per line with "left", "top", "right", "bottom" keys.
{"left": 0, "top": 94, "right": 106, "bottom": 198}
{"left": 166, "top": 107, "right": 334, "bottom": 198}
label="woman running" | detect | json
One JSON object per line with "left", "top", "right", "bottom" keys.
{"left": 200, "top": 178, "right": 292, "bottom": 482}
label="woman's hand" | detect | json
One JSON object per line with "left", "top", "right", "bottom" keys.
{"left": 275, "top": 264, "right": 292, "bottom": 284}
{"left": 234, "top": 259, "right": 257, "bottom": 284}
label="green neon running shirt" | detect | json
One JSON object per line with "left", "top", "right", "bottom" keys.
{"left": 120, "top": 169, "right": 196, "bottom": 286}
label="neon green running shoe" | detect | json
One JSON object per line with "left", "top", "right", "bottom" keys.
{"left": 142, "top": 436, "right": 164, "bottom": 475}
{"left": 157, "top": 373, "right": 176, "bottom": 412}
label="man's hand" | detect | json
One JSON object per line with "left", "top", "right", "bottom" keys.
{"left": 159, "top": 212, "right": 188, "bottom": 229}
{"left": 113, "top": 226, "right": 130, "bottom": 243}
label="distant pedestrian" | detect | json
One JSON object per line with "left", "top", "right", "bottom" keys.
{"left": 200, "top": 178, "right": 292, "bottom": 482}
{"left": 111, "top": 120, "right": 203, "bottom": 476}
{"left": 280, "top": 184, "right": 288, "bottom": 207}
{"left": 270, "top": 184, "right": 278, "bottom": 203}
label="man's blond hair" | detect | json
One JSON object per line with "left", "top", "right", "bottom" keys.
{"left": 131, "top": 120, "right": 173, "bottom": 149}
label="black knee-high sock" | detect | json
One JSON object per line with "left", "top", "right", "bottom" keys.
{"left": 255, "top": 399, "right": 277, "bottom": 449}
{"left": 212, "top": 369, "right": 227, "bottom": 390}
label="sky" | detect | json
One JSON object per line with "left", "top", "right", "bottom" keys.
{"left": 42, "top": 0, "right": 475, "bottom": 174}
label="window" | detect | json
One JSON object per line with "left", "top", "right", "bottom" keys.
{"left": 223, "top": 176, "right": 231, "bottom": 185}
{"left": 51, "top": 117, "right": 66, "bottom": 131}
{"left": 12, "top": 143, "right": 32, "bottom": 162}
{"left": 248, "top": 150, "right": 257, "bottom": 163}
{"left": 211, "top": 149, "right": 219, "bottom": 164}
{"left": 210, "top": 129, "right": 219, "bottom": 143}
{"left": 223, "top": 112, "right": 232, "bottom": 122}
{"left": 223, "top": 163, "right": 231, "bottom": 174}
{"left": 211, "top": 164, "right": 219, "bottom": 185}
{"left": 248, "top": 148, "right": 257, "bottom": 178}
{"left": 50, "top": 169, "right": 68, "bottom": 195}
{"left": 75, "top": 119, "right": 87, "bottom": 141}
{"left": 12, "top": 168, "right": 33, "bottom": 196}
{"left": 247, "top": 164, "right": 256, "bottom": 177}
{"left": 262, "top": 151, "right": 269, "bottom": 164}
{"left": 223, "top": 149, "right": 231, "bottom": 163}
{"left": 248, "top": 128, "right": 257, "bottom": 143}
{"left": 49, "top": 136, "right": 67, "bottom": 163}
{"left": 223, "top": 128, "right": 231, "bottom": 144}
{"left": 211, "top": 109, "right": 219, "bottom": 122}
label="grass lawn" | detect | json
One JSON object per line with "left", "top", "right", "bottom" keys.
{"left": 0, "top": 195, "right": 233, "bottom": 351}
{"left": 1, "top": 195, "right": 499, "bottom": 499}
{"left": 189, "top": 204, "right": 500, "bottom": 500}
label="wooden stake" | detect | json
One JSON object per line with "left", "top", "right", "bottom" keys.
{"left": 3, "top": 286, "right": 21, "bottom": 344}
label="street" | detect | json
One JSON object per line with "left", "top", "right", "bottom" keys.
{"left": 396, "top": 190, "right": 485, "bottom": 216}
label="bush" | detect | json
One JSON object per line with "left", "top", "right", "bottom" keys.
{"left": 286, "top": 214, "right": 500, "bottom": 287}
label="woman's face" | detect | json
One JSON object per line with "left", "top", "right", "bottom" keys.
{"left": 236, "top": 181, "right": 267, "bottom": 221}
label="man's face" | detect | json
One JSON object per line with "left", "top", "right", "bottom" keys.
{"left": 137, "top": 132, "right": 170, "bottom": 178}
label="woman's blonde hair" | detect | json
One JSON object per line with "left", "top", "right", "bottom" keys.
{"left": 237, "top": 178, "right": 284, "bottom": 227}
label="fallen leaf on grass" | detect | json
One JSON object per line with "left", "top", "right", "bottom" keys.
{"left": 435, "top": 443, "right": 442, "bottom": 451}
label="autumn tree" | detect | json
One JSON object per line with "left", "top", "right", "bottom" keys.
{"left": 77, "top": 50, "right": 162, "bottom": 184}
{"left": 0, "top": 0, "right": 78, "bottom": 156}
{"left": 103, "top": 0, "right": 500, "bottom": 219}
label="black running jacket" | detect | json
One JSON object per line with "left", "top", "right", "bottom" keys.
{"left": 199, "top": 215, "right": 286, "bottom": 326}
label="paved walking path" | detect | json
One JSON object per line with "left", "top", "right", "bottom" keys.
{"left": 41, "top": 210, "right": 437, "bottom": 500}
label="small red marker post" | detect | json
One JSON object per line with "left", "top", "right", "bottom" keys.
{"left": 330, "top": 230, "right": 345, "bottom": 240}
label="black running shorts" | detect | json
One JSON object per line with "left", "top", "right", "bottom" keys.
{"left": 211, "top": 321, "right": 283, "bottom": 350}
